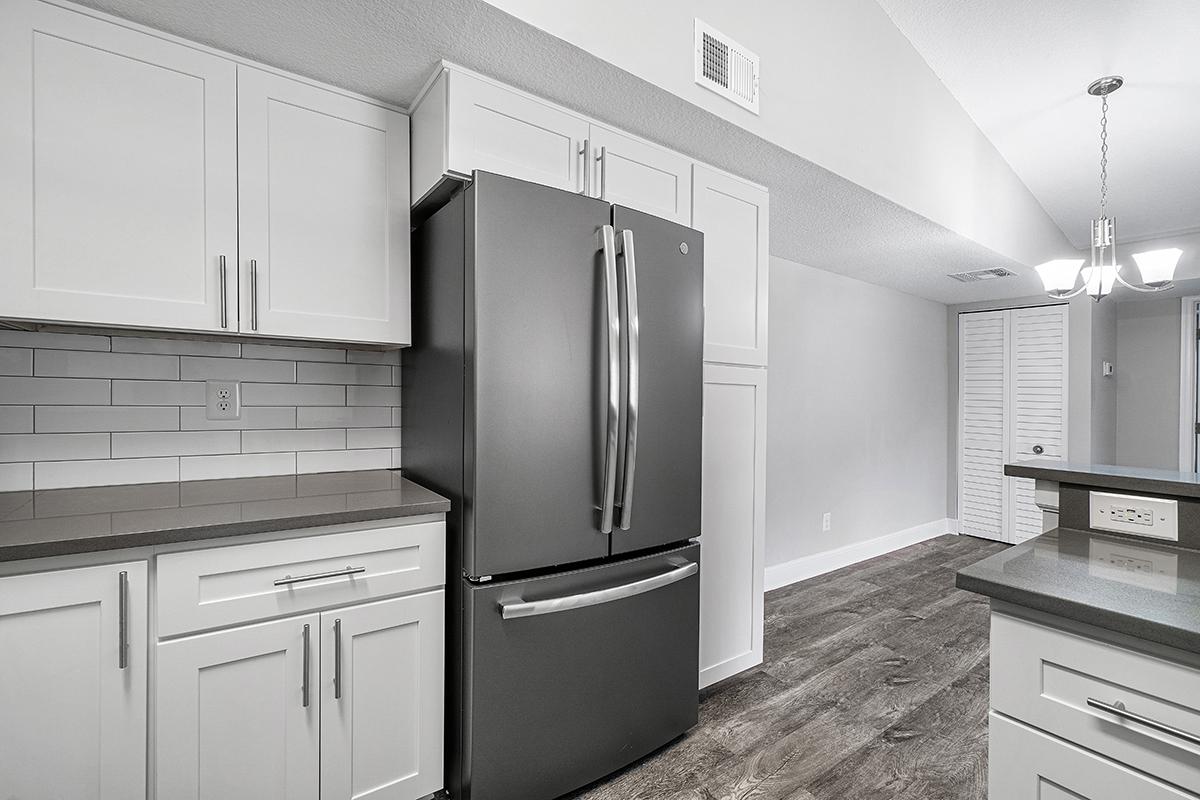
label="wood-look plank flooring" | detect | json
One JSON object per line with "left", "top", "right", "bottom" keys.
{"left": 563, "top": 534, "right": 1008, "bottom": 800}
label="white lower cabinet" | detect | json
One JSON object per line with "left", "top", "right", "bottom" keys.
{"left": 157, "top": 614, "right": 321, "bottom": 800}
{"left": 0, "top": 561, "right": 148, "bottom": 800}
{"left": 156, "top": 592, "right": 444, "bottom": 800}
{"left": 699, "top": 363, "right": 767, "bottom": 688}
{"left": 321, "top": 592, "right": 445, "bottom": 800}
{"left": 990, "top": 712, "right": 1195, "bottom": 799}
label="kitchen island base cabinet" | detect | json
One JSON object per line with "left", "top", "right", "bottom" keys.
{"left": 700, "top": 364, "right": 766, "bottom": 688}
{"left": 990, "top": 713, "right": 1196, "bottom": 799}
{"left": 0, "top": 561, "right": 148, "bottom": 800}
{"left": 156, "top": 592, "right": 444, "bottom": 800}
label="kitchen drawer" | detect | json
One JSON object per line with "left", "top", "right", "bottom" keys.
{"left": 992, "top": 610, "right": 1200, "bottom": 793}
{"left": 157, "top": 521, "right": 446, "bottom": 636}
{"left": 990, "top": 712, "right": 1196, "bottom": 799}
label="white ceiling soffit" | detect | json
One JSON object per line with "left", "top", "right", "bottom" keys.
{"left": 66, "top": 0, "right": 1045, "bottom": 303}
{"left": 876, "top": 0, "right": 1200, "bottom": 250}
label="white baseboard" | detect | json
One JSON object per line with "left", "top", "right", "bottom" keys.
{"left": 764, "top": 518, "right": 956, "bottom": 592}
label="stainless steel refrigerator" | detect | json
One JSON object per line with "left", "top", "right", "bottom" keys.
{"left": 405, "top": 171, "right": 704, "bottom": 800}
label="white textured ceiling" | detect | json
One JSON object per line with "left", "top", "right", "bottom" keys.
{"left": 876, "top": 0, "right": 1200, "bottom": 250}
{"left": 66, "top": 0, "right": 1053, "bottom": 303}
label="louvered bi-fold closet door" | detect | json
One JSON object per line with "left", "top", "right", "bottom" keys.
{"left": 1008, "top": 305, "right": 1068, "bottom": 543}
{"left": 958, "top": 311, "right": 1008, "bottom": 541}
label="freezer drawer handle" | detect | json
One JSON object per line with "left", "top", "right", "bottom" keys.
{"left": 274, "top": 565, "right": 366, "bottom": 587}
{"left": 1087, "top": 698, "right": 1200, "bottom": 748}
{"left": 499, "top": 562, "right": 697, "bottom": 619}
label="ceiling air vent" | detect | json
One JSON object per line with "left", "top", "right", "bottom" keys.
{"left": 947, "top": 268, "right": 1018, "bottom": 283}
{"left": 695, "top": 19, "right": 759, "bottom": 114}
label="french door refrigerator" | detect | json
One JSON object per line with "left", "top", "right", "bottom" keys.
{"left": 405, "top": 172, "right": 704, "bottom": 800}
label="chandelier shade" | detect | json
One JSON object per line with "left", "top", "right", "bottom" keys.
{"left": 1034, "top": 259, "right": 1085, "bottom": 295}
{"left": 1131, "top": 248, "right": 1183, "bottom": 288}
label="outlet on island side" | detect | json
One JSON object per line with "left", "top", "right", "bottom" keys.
{"left": 822, "top": 512, "right": 832, "bottom": 532}
{"left": 205, "top": 380, "right": 241, "bottom": 420}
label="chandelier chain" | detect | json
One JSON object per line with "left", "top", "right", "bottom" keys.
{"left": 1099, "top": 93, "right": 1109, "bottom": 218}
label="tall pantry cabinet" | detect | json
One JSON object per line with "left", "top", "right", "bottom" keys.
{"left": 958, "top": 305, "right": 1069, "bottom": 544}
{"left": 409, "top": 65, "right": 770, "bottom": 688}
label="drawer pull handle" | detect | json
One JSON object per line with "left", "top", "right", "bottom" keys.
{"left": 1087, "top": 698, "right": 1200, "bottom": 748}
{"left": 274, "top": 565, "right": 366, "bottom": 587}
{"left": 117, "top": 570, "right": 129, "bottom": 670}
{"left": 301, "top": 623, "right": 311, "bottom": 709}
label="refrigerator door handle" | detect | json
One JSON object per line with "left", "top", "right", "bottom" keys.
{"left": 499, "top": 562, "right": 697, "bottom": 619}
{"left": 599, "top": 224, "right": 621, "bottom": 534}
{"left": 617, "top": 228, "right": 640, "bottom": 531}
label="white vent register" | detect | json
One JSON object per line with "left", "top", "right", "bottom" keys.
{"left": 695, "top": 19, "right": 759, "bottom": 113}
{"left": 1089, "top": 491, "right": 1178, "bottom": 542}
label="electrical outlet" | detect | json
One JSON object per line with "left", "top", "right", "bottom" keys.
{"left": 205, "top": 380, "right": 241, "bottom": 420}
{"left": 822, "top": 512, "right": 832, "bottom": 532}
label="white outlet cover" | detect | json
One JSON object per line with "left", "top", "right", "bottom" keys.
{"left": 205, "top": 380, "right": 241, "bottom": 420}
{"left": 1089, "top": 491, "right": 1178, "bottom": 542}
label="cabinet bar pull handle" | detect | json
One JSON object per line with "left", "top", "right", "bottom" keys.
{"left": 274, "top": 565, "right": 365, "bottom": 587}
{"left": 1087, "top": 698, "right": 1200, "bottom": 748}
{"left": 333, "top": 618, "right": 343, "bottom": 700}
{"left": 579, "top": 138, "right": 591, "bottom": 195}
{"left": 250, "top": 259, "right": 259, "bottom": 331}
{"left": 597, "top": 146, "right": 607, "bottom": 201}
{"left": 218, "top": 255, "right": 228, "bottom": 329}
{"left": 599, "top": 225, "right": 620, "bottom": 534}
{"left": 117, "top": 570, "right": 128, "bottom": 670}
{"left": 301, "top": 623, "right": 311, "bottom": 708}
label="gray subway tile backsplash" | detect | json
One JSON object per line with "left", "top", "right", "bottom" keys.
{"left": 0, "top": 330, "right": 402, "bottom": 490}
{"left": 35, "top": 349, "right": 180, "bottom": 380}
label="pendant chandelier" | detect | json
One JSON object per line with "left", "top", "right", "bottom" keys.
{"left": 1034, "top": 76, "right": 1182, "bottom": 301}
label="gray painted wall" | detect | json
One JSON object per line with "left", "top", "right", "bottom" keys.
{"left": 766, "top": 256, "right": 948, "bottom": 567}
{"left": 1115, "top": 297, "right": 1181, "bottom": 469}
{"left": 1091, "top": 298, "right": 1118, "bottom": 464}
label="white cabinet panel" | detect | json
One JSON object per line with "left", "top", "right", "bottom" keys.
{"left": 0, "top": 0, "right": 237, "bottom": 332}
{"left": 237, "top": 66, "right": 410, "bottom": 345}
{"left": 445, "top": 70, "right": 589, "bottom": 195}
{"left": 156, "top": 614, "right": 321, "bottom": 800}
{"left": 590, "top": 124, "right": 692, "bottom": 224}
{"left": 691, "top": 165, "right": 769, "bottom": 366}
{"left": 0, "top": 561, "right": 147, "bottom": 800}
{"left": 320, "top": 591, "right": 445, "bottom": 800}
{"left": 990, "top": 712, "right": 1194, "bottom": 800}
{"left": 700, "top": 364, "right": 766, "bottom": 688}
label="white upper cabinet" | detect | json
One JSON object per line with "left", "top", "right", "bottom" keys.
{"left": 691, "top": 165, "right": 770, "bottom": 366}
{"left": 0, "top": 561, "right": 148, "bottom": 800}
{"left": 0, "top": 1, "right": 411, "bottom": 345}
{"left": 0, "top": 0, "right": 237, "bottom": 332}
{"left": 412, "top": 69, "right": 590, "bottom": 203}
{"left": 589, "top": 123, "right": 692, "bottom": 225}
{"left": 237, "top": 66, "right": 410, "bottom": 345}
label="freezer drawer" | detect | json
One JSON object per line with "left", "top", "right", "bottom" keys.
{"left": 460, "top": 543, "right": 699, "bottom": 800}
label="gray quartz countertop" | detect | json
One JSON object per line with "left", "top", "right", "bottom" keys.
{"left": 1004, "top": 459, "right": 1200, "bottom": 498}
{"left": 0, "top": 470, "right": 450, "bottom": 562}
{"left": 957, "top": 527, "right": 1200, "bottom": 654}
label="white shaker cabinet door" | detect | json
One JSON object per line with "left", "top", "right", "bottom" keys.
{"left": 0, "top": 561, "right": 148, "bottom": 800}
{"left": 691, "top": 165, "right": 769, "bottom": 366}
{"left": 320, "top": 591, "right": 445, "bottom": 800}
{"left": 0, "top": 0, "right": 238, "bottom": 332}
{"left": 589, "top": 124, "right": 693, "bottom": 225}
{"left": 156, "top": 614, "right": 321, "bottom": 800}
{"left": 237, "top": 66, "right": 410, "bottom": 345}
{"left": 444, "top": 70, "right": 591, "bottom": 195}
{"left": 699, "top": 364, "right": 766, "bottom": 688}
